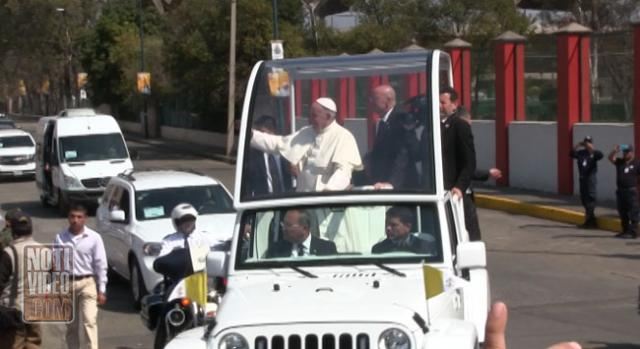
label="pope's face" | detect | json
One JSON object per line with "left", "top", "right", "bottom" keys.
{"left": 309, "top": 102, "right": 332, "bottom": 132}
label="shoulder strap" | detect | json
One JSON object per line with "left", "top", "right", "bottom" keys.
{"left": 8, "top": 245, "right": 19, "bottom": 307}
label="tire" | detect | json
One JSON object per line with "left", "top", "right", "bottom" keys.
{"left": 57, "top": 189, "right": 69, "bottom": 217}
{"left": 153, "top": 317, "right": 168, "bottom": 349}
{"left": 130, "top": 258, "right": 148, "bottom": 309}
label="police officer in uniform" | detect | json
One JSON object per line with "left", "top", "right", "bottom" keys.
{"left": 608, "top": 144, "right": 640, "bottom": 239}
{"left": 570, "top": 136, "right": 604, "bottom": 228}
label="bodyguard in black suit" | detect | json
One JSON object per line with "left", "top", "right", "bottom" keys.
{"left": 372, "top": 206, "right": 435, "bottom": 254}
{"left": 439, "top": 87, "right": 476, "bottom": 197}
{"left": 266, "top": 209, "right": 337, "bottom": 258}
{"left": 367, "top": 85, "right": 419, "bottom": 190}
{"left": 245, "top": 115, "right": 293, "bottom": 197}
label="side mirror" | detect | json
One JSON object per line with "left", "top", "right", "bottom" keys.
{"left": 456, "top": 241, "right": 486, "bottom": 269}
{"left": 206, "top": 251, "right": 229, "bottom": 278}
{"left": 109, "top": 210, "right": 126, "bottom": 223}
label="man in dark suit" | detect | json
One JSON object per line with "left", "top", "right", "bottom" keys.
{"left": 245, "top": 115, "right": 293, "bottom": 197}
{"left": 440, "top": 86, "right": 476, "bottom": 199}
{"left": 367, "top": 85, "right": 419, "bottom": 190}
{"left": 266, "top": 209, "right": 337, "bottom": 258}
{"left": 372, "top": 206, "right": 435, "bottom": 254}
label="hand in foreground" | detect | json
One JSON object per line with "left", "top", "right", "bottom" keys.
{"left": 485, "top": 302, "right": 582, "bottom": 349}
{"left": 451, "top": 187, "right": 463, "bottom": 199}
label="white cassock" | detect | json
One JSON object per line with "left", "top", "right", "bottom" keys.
{"left": 250, "top": 121, "right": 363, "bottom": 192}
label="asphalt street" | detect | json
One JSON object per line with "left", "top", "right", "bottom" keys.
{"left": 0, "top": 126, "right": 638, "bottom": 349}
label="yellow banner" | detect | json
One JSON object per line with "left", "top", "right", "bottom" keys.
{"left": 77, "top": 73, "right": 88, "bottom": 89}
{"left": 423, "top": 265, "right": 444, "bottom": 299}
{"left": 137, "top": 72, "right": 151, "bottom": 94}
{"left": 184, "top": 271, "right": 207, "bottom": 306}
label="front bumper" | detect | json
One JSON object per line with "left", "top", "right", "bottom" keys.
{"left": 62, "top": 189, "right": 104, "bottom": 205}
{"left": 0, "top": 162, "right": 35, "bottom": 177}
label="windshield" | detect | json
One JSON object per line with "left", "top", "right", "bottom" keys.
{"left": 0, "top": 120, "right": 16, "bottom": 129}
{"left": 135, "top": 185, "right": 234, "bottom": 221}
{"left": 0, "top": 136, "right": 34, "bottom": 148}
{"left": 59, "top": 133, "right": 128, "bottom": 162}
{"left": 240, "top": 51, "right": 452, "bottom": 201}
{"left": 236, "top": 203, "right": 442, "bottom": 269}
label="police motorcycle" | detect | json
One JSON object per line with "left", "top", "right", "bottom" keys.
{"left": 140, "top": 206, "right": 227, "bottom": 349}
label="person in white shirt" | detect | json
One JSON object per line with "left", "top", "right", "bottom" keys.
{"left": 250, "top": 97, "right": 363, "bottom": 192}
{"left": 54, "top": 204, "right": 108, "bottom": 349}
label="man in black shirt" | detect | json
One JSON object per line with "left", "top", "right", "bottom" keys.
{"left": 608, "top": 144, "right": 640, "bottom": 239}
{"left": 570, "top": 136, "right": 604, "bottom": 229}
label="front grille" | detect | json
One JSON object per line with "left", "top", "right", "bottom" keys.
{"left": 81, "top": 177, "right": 111, "bottom": 188}
{"left": 255, "top": 334, "right": 369, "bottom": 349}
{"left": 0, "top": 155, "right": 32, "bottom": 165}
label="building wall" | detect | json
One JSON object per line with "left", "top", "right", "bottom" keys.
{"left": 509, "top": 122, "right": 558, "bottom": 193}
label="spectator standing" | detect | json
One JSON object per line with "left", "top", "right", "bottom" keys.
{"left": 570, "top": 136, "right": 603, "bottom": 229}
{"left": 608, "top": 144, "right": 640, "bottom": 239}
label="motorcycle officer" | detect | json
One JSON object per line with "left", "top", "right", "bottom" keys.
{"left": 159, "top": 203, "right": 214, "bottom": 257}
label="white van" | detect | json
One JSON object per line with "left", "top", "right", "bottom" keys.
{"left": 35, "top": 114, "right": 134, "bottom": 214}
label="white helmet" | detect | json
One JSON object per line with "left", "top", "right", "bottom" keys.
{"left": 171, "top": 203, "right": 198, "bottom": 231}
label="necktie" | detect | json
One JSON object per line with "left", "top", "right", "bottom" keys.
{"left": 377, "top": 119, "right": 387, "bottom": 137}
{"left": 297, "top": 244, "right": 305, "bottom": 257}
{"left": 268, "top": 154, "right": 283, "bottom": 193}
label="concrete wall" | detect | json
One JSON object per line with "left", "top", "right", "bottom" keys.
{"left": 509, "top": 122, "right": 558, "bottom": 193}
{"left": 572, "top": 123, "right": 633, "bottom": 201}
{"left": 119, "top": 120, "right": 144, "bottom": 134}
{"left": 472, "top": 120, "right": 496, "bottom": 172}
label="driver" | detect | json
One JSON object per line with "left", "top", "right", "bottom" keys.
{"left": 158, "top": 203, "right": 214, "bottom": 257}
{"left": 372, "top": 206, "right": 435, "bottom": 254}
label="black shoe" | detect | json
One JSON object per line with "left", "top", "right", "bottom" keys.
{"left": 614, "top": 232, "right": 637, "bottom": 239}
{"left": 578, "top": 221, "right": 597, "bottom": 229}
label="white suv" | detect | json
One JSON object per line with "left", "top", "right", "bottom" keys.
{"left": 0, "top": 129, "right": 36, "bottom": 178}
{"left": 95, "top": 170, "right": 235, "bottom": 306}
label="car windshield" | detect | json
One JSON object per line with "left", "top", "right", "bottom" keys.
{"left": 239, "top": 51, "right": 452, "bottom": 202}
{"left": 59, "top": 133, "right": 128, "bottom": 162}
{"left": 135, "top": 185, "right": 234, "bottom": 221}
{"left": 0, "top": 136, "right": 34, "bottom": 148}
{"left": 236, "top": 203, "right": 442, "bottom": 269}
{"left": 0, "top": 120, "right": 16, "bottom": 129}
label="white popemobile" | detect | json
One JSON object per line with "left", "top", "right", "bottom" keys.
{"left": 166, "top": 50, "right": 490, "bottom": 349}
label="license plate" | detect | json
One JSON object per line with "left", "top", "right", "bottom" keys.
{"left": 13, "top": 171, "right": 22, "bottom": 176}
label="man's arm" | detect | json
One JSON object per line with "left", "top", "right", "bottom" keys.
{"left": 93, "top": 235, "right": 108, "bottom": 304}
{"left": 593, "top": 150, "right": 604, "bottom": 161}
{"left": 608, "top": 146, "right": 619, "bottom": 164}
{"left": 453, "top": 119, "right": 477, "bottom": 193}
{"left": 325, "top": 164, "right": 352, "bottom": 190}
{"left": 250, "top": 129, "right": 285, "bottom": 155}
{"left": 0, "top": 249, "right": 13, "bottom": 290}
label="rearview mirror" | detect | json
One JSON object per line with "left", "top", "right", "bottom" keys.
{"left": 109, "top": 210, "right": 126, "bottom": 223}
{"left": 206, "top": 251, "right": 228, "bottom": 278}
{"left": 456, "top": 241, "right": 486, "bottom": 269}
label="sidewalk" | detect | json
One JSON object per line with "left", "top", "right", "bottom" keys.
{"left": 474, "top": 186, "right": 622, "bottom": 233}
{"left": 125, "top": 131, "right": 623, "bottom": 234}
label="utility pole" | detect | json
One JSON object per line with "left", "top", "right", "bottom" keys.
{"left": 56, "top": 8, "right": 73, "bottom": 109}
{"left": 138, "top": 0, "right": 149, "bottom": 138}
{"left": 225, "top": 0, "right": 237, "bottom": 157}
{"left": 272, "top": 0, "right": 279, "bottom": 39}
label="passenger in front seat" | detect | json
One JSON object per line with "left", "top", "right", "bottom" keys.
{"left": 372, "top": 206, "right": 434, "bottom": 254}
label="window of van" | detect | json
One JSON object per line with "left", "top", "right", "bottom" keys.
{"left": 58, "top": 133, "right": 128, "bottom": 162}
{"left": 0, "top": 136, "right": 34, "bottom": 148}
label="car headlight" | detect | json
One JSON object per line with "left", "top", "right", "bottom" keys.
{"left": 219, "top": 333, "right": 249, "bottom": 349}
{"left": 378, "top": 328, "right": 411, "bottom": 349}
{"left": 63, "top": 175, "right": 83, "bottom": 189}
{"left": 143, "top": 242, "right": 163, "bottom": 256}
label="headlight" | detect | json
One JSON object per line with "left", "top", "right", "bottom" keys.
{"left": 378, "top": 328, "right": 411, "bottom": 349}
{"left": 143, "top": 242, "right": 162, "bottom": 256}
{"left": 63, "top": 175, "right": 83, "bottom": 189}
{"left": 219, "top": 333, "right": 249, "bottom": 349}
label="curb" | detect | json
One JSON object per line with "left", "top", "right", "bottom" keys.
{"left": 475, "top": 194, "right": 622, "bottom": 233}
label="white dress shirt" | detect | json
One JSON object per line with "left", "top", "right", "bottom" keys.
{"left": 54, "top": 227, "right": 108, "bottom": 294}
{"left": 159, "top": 230, "right": 222, "bottom": 257}
{"left": 291, "top": 234, "right": 312, "bottom": 257}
